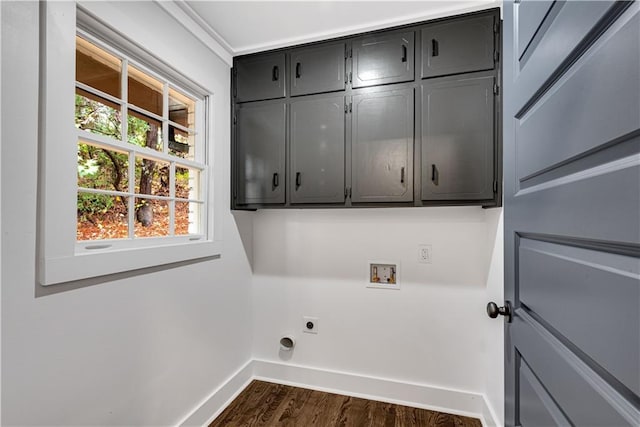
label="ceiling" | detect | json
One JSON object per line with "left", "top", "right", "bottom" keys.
{"left": 182, "top": 1, "right": 500, "bottom": 55}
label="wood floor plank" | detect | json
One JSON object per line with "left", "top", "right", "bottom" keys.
{"left": 368, "top": 401, "right": 397, "bottom": 427}
{"left": 272, "top": 386, "right": 313, "bottom": 426}
{"left": 209, "top": 380, "right": 482, "bottom": 427}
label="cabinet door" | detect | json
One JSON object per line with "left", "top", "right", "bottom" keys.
{"left": 352, "top": 31, "right": 415, "bottom": 88}
{"left": 290, "top": 95, "right": 345, "bottom": 204}
{"left": 235, "top": 53, "right": 286, "bottom": 103}
{"left": 352, "top": 88, "right": 414, "bottom": 203}
{"left": 421, "top": 14, "right": 494, "bottom": 79}
{"left": 421, "top": 73, "right": 494, "bottom": 201}
{"left": 290, "top": 43, "right": 346, "bottom": 97}
{"left": 236, "top": 102, "right": 286, "bottom": 204}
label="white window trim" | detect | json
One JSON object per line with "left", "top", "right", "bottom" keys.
{"left": 39, "top": 2, "right": 221, "bottom": 286}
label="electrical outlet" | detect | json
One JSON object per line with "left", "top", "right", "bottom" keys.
{"left": 303, "top": 316, "right": 319, "bottom": 334}
{"left": 418, "top": 244, "right": 432, "bottom": 264}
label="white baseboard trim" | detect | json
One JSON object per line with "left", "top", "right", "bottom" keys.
{"left": 481, "top": 396, "right": 502, "bottom": 427}
{"left": 178, "top": 359, "right": 500, "bottom": 427}
{"left": 252, "top": 359, "right": 493, "bottom": 425}
{"left": 178, "top": 359, "right": 253, "bottom": 426}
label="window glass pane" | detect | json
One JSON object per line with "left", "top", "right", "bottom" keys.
{"left": 76, "top": 90, "right": 122, "bottom": 140}
{"left": 134, "top": 198, "right": 169, "bottom": 237}
{"left": 76, "top": 36, "right": 121, "bottom": 98}
{"left": 176, "top": 166, "right": 201, "bottom": 200}
{"left": 175, "top": 201, "right": 202, "bottom": 235}
{"left": 128, "top": 109, "right": 162, "bottom": 151}
{"left": 78, "top": 142, "right": 129, "bottom": 192}
{"left": 134, "top": 157, "right": 169, "bottom": 196}
{"left": 169, "top": 126, "right": 195, "bottom": 160}
{"left": 169, "top": 88, "right": 195, "bottom": 129}
{"left": 77, "top": 193, "right": 128, "bottom": 240}
{"left": 128, "top": 65, "right": 163, "bottom": 116}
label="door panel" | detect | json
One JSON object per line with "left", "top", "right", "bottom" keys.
{"left": 352, "top": 31, "right": 415, "bottom": 88}
{"left": 235, "top": 53, "right": 286, "bottom": 103}
{"left": 517, "top": 0, "right": 554, "bottom": 60}
{"left": 421, "top": 14, "right": 494, "bottom": 79}
{"left": 504, "top": 2, "right": 640, "bottom": 426}
{"left": 351, "top": 88, "right": 413, "bottom": 203}
{"left": 290, "top": 43, "right": 346, "bottom": 97}
{"left": 519, "top": 238, "right": 639, "bottom": 395}
{"left": 513, "top": 1, "right": 618, "bottom": 115}
{"left": 290, "top": 95, "right": 345, "bottom": 204}
{"left": 513, "top": 312, "right": 636, "bottom": 426}
{"left": 518, "top": 357, "right": 571, "bottom": 426}
{"left": 421, "top": 72, "right": 494, "bottom": 200}
{"left": 517, "top": 9, "right": 640, "bottom": 180}
{"left": 236, "top": 102, "right": 286, "bottom": 204}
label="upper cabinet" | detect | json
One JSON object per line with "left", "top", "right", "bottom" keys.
{"left": 290, "top": 94, "right": 346, "bottom": 204}
{"left": 235, "top": 102, "right": 286, "bottom": 205}
{"left": 290, "top": 43, "right": 346, "bottom": 96}
{"left": 351, "top": 88, "right": 414, "bottom": 203}
{"left": 231, "top": 8, "right": 501, "bottom": 210}
{"left": 421, "top": 14, "right": 495, "bottom": 79}
{"left": 352, "top": 31, "right": 415, "bottom": 88}
{"left": 421, "top": 72, "right": 495, "bottom": 201}
{"left": 235, "top": 52, "right": 286, "bottom": 103}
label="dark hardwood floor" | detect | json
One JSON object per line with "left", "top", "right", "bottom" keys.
{"left": 209, "top": 380, "right": 482, "bottom": 427}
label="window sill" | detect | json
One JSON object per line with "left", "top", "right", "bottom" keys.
{"left": 41, "top": 239, "right": 221, "bottom": 286}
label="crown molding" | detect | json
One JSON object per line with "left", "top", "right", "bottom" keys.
{"left": 156, "top": 1, "right": 501, "bottom": 62}
{"left": 154, "top": 0, "right": 234, "bottom": 66}
{"left": 232, "top": 1, "right": 501, "bottom": 55}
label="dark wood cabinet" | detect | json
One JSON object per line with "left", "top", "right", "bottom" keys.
{"left": 231, "top": 8, "right": 501, "bottom": 210}
{"left": 290, "top": 94, "right": 346, "bottom": 204}
{"left": 421, "top": 72, "right": 495, "bottom": 201}
{"left": 235, "top": 102, "right": 286, "bottom": 205}
{"left": 351, "top": 88, "right": 414, "bottom": 203}
{"left": 352, "top": 31, "right": 415, "bottom": 88}
{"left": 235, "top": 53, "right": 286, "bottom": 103}
{"left": 421, "top": 14, "right": 495, "bottom": 79}
{"left": 290, "top": 43, "right": 346, "bottom": 97}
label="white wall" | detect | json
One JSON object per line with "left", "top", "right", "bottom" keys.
{"left": 1, "top": 2, "right": 253, "bottom": 425}
{"left": 484, "top": 209, "right": 505, "bottom": 425}
{"left": 252, "top": 207, "right": 502, "bottom": 399}
{"left": 2, "top": 2, "right": 505, "bottom": 424}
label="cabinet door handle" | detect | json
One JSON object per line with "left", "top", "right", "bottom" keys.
{"left": 431, "top": 164, "right": 438, "bottom": 184}
{"left": 295, "top": 62, "right": 301, "bottom": 78}
{"left": 400, "top": 167, "right": 405, "bottom": 184}
{"left": 431, "top": 39, "right": 439, "bottom": 57}
{"left": 296, "top": 172, "right": 302, "bottom": 188}
{"left": 401, "top": 45, "right": 407, "bottom": 63}
{"left": 272, "top": 65, "right": 279, "bottom": 81}
{"left": 272, "top": 172, "right": 279, "bottom": 188}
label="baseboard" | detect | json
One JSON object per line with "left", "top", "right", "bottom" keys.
{"left": 252, "top": 359, "right": 498, "bottom": 426}
{"left": 481, "top": 396, "right": 501, "bottom": 427}
{"left": 178, "top": 359, "right": 253, "bottom": 426}
{"left": 178, "top": 359, "right": 501, "bottom": 427}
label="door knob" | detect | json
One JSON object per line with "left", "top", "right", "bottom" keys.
{"left": 487, "top": 301, "right": 512, "bottom": 323}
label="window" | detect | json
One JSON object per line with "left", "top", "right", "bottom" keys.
{"left": 75, "top": 35, "right": 205, "bottom": 244}
{"left": 39, "top": 3, "right": 221, "bottom": 286}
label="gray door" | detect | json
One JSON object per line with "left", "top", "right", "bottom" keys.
{"left": 421, "top": 14, "right": 494, "bottom": 79}
{"left": 235, "top": 53, "right": 286, "bottom": 103}
{"left": 351, "top": 88, "right": 413, "bottom": 203}
{"left": 421, "top": 71, "right": 494, "bottom": 201}
{"left": 290, "top": 43, "right": 346, "bottom": 97}
{"left": 502, "top": 1, "right": 640, "bottom": 426}
{"left": 236, "top": 102, "right": 286, "bottom": 205}
{"left": 352, "top": 31, "right": 414, "bottom": 88}
{"left": 290, "top": 95, "right": 345, "bottom": 204}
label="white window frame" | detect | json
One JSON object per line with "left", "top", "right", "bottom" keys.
{"left": 39, "top": 3, "right": 221, "bottom": 286}
{"left": 75, "top": 32, "right": 207, "bottom": 248}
